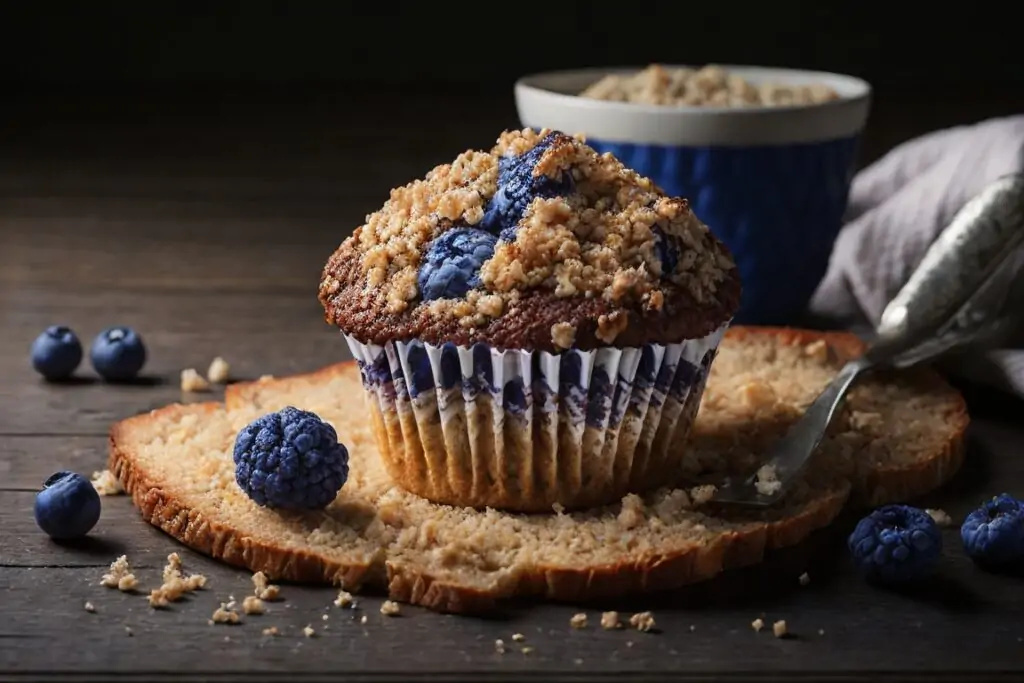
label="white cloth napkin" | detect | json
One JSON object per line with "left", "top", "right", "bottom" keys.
{"left": 810, "top": 116, "right": 1024, "bottom": 396}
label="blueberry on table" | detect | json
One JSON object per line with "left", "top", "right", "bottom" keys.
{"left": 30, "top": 325, "right": 83, "bottom": 380}
{"left": 90, "top": 326, "right": 147, "bottom": 381}
{"left": 847, "top": 504, "right": 943, "bottom": 584}
{"left": 34, "top": 471, "right": 102, "bottom": 540}
{"left": 417, "top": 227, "right": 497, "bottom": 301}
{"left": 233, "top": 406, "right": 349, "bottom": 510}
{"left": 961, "top": 493, "right": 1024, "bottom": 569}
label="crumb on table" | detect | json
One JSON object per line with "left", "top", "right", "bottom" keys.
{"left": 755, "top": 464, "right": 783, "bottom": 496}
{"left": 773, "top": 620, "right": 788, "bottom": 638}
{"left": 334, "top": 590, "right": 354, "bottom": 608}
{"left": 243, "top": 596, "right": 266, "bottom": 615}
{"left": 149, "top": 552, "right": 207, "bottom": 608}
{"left": 600, "top": 611, "right": 622, "bottom": 630}
{"left": 252, "top": 571, "right": 281, "bottom": 600}
{"left": 494, "top": 639, "right": 506, "bottom": 654}
{"left": 511, "top": 633, "right": 525, "bottom": 642}
{"left": 926, "top": 508, "right": 954, "bottom": 527}
{"left": 90, "top": 469, "right": 124, "bottom": 496}
{"left": 180, "top": 368, "right": 210, "bottom": 393}
{"left": 751, "top": 617, "right": 764, "bottom": 632}
{"left": 303, "top": 625, "right": 316, "bottom": 638}
{"left": 798, "top": 572, "right": 810, "bottom": 586}
{"left": 207, "top": 356, "right": 231, "bottom": 384}
{"left": 262, "top": 626, "right": 280, "bottom": 636}
{"left": 629, "top": 612, "right": 656, "bottom": 632}
{"left": 101, "top": 555, "right": 138, "bottom": 592}
{"left": 570, "top": 612, "right": 588, "bottom": 629}
{"left": 380, "top": 600, "right": 401, "bottom": 616}
{"left": 84, "top": 602, "right": 96, "bottom": 613}
{"left": 211, "top": 603, "right": 240, "bottom": 625}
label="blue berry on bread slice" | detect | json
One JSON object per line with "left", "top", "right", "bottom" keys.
{"left": 233, "top": 406, "right": 349, "bottom": 510}
{"left": 847, "top": 504, "right": 943, "bottom": 583}
{"left": 31, "top": 325, "right": 83, "bottom": 380}
{"left": 34, "top": 471, "right": 102, "bottom": 540}
{"left": 90, "top": 326, "right": 147, "bottom": 381}
{"left": 960, "top": 493, "right": 1024, "bottom": 570}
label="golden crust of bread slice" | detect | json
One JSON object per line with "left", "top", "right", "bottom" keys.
{"left": 108, "top": 326, "right": 967, "bottom": 614}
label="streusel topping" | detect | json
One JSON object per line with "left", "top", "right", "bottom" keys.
{"left": 581, "top": 64, "right": 840, "bottom": 108}
{"left": 319, "top": 128, "right": 740, "bottom": 351}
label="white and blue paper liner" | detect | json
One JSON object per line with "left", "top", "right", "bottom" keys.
{"left": 345, "top": 325, "right": 727, "bottom": 512}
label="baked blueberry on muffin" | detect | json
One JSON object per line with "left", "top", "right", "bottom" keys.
{"left": 318, "top": 129, "right": 741, "bottom": 511}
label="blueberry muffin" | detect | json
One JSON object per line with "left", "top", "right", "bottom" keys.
{"left": 318, "top": 129, "right": 741, "bottom": 512}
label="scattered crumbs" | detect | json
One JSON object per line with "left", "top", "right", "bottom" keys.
{"left": 600, "top": 611, "right": 622, "bottom": 630}
{"left": 211, "top": 603, "right": 240, "bottom": 625}
{"left": 321, "top": 614, "right": 329, "bottom": 621}
{"left": 303, "top": 625, "right": 316, "bottom": 638}
{"left": 751, "top": 618, "right": 765, "bottom": 633}
{"left": 772, "top": 620, "right": 788, "bottom": 638}
{"left": 799, "top": 572, "right": 811, "bottom": 586}
{"left": 90, "top": 470, "right": 124, "bottom": 496}
{"left": 818, "top": 628, "right": 825, "bottom": 636}
{"left": 380, "top": 600, "right": 401, "bottom": 616}
{"left": 511, "top": 633, "right": 525, "bottom": 642}
{"left": 629, "top": 612, "right": 656, "bottom": 633}
{"left": 494, "top": 639, "right": 506, "bottom": 654}
{"left": 252, "top": 571, "right": 281, "bottom": 601}
{"left": 521, "top": 646, "right": 534, "bottom": 655}
{"left": 180, "top": 368, "right": 210, "bottom": 393}
{"left": 570, "top": 613, "right": 588, "bottom": 629}
{"left": 242, "top": 596, "right": 266, "bottom": 615}
{"left": 84, "top": 602, "right": 96, "bottom": 613}
{"left": 124, "top": 626, "right": 134, "bottom": 637}
{"left": 360, "top": 615, "right": 368, "bottom": 624}
{"left": 149, "top": 553, "right": 207, "bottom": 608}
{"left": 101, "top": 555, "right": 138, "bottom": 592}
{"left": 262, "top": 626, "right": 280, "bottom": 637}
{"left": 333, "top": 590, "right": 354, "bottom": 608}
{"left": 207, "top": 356, "right": 231, "bottom": 384}
{"left": 927, "top": 509, "right": 954, "bottom": 527}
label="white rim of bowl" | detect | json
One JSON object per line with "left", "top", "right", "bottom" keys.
{"left": 514, "top": 65, "right": 873, "bottom": 146}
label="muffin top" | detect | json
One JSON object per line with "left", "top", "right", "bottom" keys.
{"left": 319, "top": 129, "right": 740, "bottom": 353}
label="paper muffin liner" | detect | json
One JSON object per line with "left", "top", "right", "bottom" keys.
{"left": 344, "top": 325, "right": 727, "bottom": 512}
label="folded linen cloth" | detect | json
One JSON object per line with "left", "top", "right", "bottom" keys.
{"left": 810, "top": 115, "right": 1024, "bottom": 397}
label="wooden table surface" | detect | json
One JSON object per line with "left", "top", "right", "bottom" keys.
{"left": 3, "top": 89, "right": 1024, "bottom": 682}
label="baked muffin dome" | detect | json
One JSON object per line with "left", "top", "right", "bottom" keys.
{"left": 319, "top": 129, "right": 741, "bottom": 352}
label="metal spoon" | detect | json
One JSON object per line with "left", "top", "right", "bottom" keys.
{"left": 710, "top": 173, "right": 1024, "bottom": 507}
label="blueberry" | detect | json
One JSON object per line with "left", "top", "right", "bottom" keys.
{"left": 417, "top": 227, "right": 497, "bottom": 301}
{"left": 233, "top": 406, "right": 349, "bottom": 509}
{"left": 961, "top": 493, "right": 1024, "bottom": 569}
{"left": 90, "top": 326, "right": 147, "bottom": 381}
{"left": 847, "top": 504, "right": 943, "bottom": 584}
{"left": 30, "top": 325, "right": 83, "bottom": 380}
{"left": 652, "top": 226, "right": 681, "bottom": 275}
{"left": 34, "top": 471, "right": 102, "bottom": 540}
{"left": 479, "top": 132, "right": 574, "bottom": 241}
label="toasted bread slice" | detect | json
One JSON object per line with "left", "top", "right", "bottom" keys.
{"left": 109, "top": 327, "right": 966, "bottom": 613}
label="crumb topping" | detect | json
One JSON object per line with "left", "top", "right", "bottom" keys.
{"left": 580, "top": 64, "right": 840, "bottom": 108}
{"left": 319, "top": 128, "right": 738, "bottom": 350}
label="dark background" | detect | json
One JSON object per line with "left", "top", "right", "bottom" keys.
{"left": 1, "top": 3, "right": 1022, "bottom": 93}
{"left": 1, "top": 2, "right": 1022, "bottom": 228}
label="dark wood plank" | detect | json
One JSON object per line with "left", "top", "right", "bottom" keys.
{"left": 0, "top": 435, "right": 108, "bottom": 491}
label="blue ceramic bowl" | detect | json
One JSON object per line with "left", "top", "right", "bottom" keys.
{"left": 514, "top": 66, "right": 872, "bottom": 325}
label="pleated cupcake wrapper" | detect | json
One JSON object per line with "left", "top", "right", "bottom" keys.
{"left": 344, "top": 324, "right": 727, "bottom": 511}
